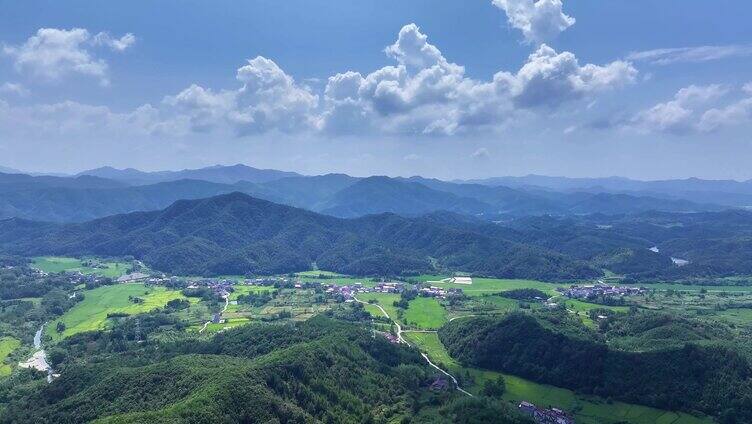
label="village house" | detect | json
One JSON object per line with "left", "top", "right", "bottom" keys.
{"left": 518, "top": 401, "right": 575, "bottom": 424}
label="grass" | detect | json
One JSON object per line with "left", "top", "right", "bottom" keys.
{"left": 404, "top": 332, "right": 714, "bottom": 424}
{"left": 227, "top": 285, "right": 276, "bottom": 301}
{"left": 428, "top": 278, "right": 564, "bottom": 297}
{"left": 355, "top": 293, "right": 401, "bottom": 320}
{"left": 404, "top": 297, "right": 447, "bottom": 329}
{"left": 188, "top": 318, "right": 252, "bottom": 334}
{"left": 0, "top": 337, "right": 21, "bottom": 377}
{"left": 640, "top": 282, "right": 752, "bottom": 293}
{"left": 49, "top": 284, "right": 189, "bottom": 340}
{"left": 32, "top": 256, "right": 131, "bottom": 278}
{"left": 295, "top": 270, "right": 344, "bottom": 277}
{"left": 713, "top": 308, "right": 752, "bottom": 326}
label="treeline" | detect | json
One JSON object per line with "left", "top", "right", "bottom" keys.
{"left": 439, "top": 313, "right": 752, "bottom": 423}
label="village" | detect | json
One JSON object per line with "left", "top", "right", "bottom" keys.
{"left": 558, "top": 282, "right": 646, "bottom": 300}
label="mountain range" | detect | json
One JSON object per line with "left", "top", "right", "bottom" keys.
{"left": 0, "top": 192, "right": 598, "bottom": 280}
{"left": 0, "top": 164, "right": 735, "bottom": 223}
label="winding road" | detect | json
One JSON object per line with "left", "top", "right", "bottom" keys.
{"left": 199, "top": 294, "right": 229, "bottom": 334}
{"left": 353, "top": 296, "right": 472, "bottom": 397}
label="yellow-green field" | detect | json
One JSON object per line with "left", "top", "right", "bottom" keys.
{"left": 0, "top": 337, "right": 21, "bottom": 376}
{"left": 404, "top": 297, "right": 447, "bottom": 329}
{"left": 426, "top": 277, "right": 564, "bottom": 297}
{"left": 32, "top": 256, "right": 130, "bottom": 278}
{"left": 227, "top": 285, "right": 276, "bottom": 301}
{"left": 355, "top": 293, "right": 401, "bottom": 320}
{"left": 404, "top": 332, "right": 714, "bottom": 424}
{"left": 49, "top": 284, "right": 189, "bottom": 340}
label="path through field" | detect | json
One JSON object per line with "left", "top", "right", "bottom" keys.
{"left": 354, "top": 296, "right": 471, "bottom": 397}
{"left": 199, "top": 295, "right": 229, "bottom": 334}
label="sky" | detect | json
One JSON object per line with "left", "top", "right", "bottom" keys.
{"left": 1, "top": 0, "right": 751, "bottom": 180}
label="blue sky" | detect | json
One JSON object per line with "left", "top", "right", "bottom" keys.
{"left": 1, "top": 0, "right": 751, "bottom": 180}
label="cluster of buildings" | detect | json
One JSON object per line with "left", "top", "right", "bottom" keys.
{"left": 419, "top": 286, "right": 462, "bottom": 299}
{"left": 558, "top": 282, "right": 646, "bottom": 300}
{"left": 187, "top": 278, "right": 234, "bottom": 298}
{"left": 518, "top": 401, "right": 575, "bottom": 424}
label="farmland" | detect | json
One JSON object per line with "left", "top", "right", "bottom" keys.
{"left": 32, "top": 256, "right": 131, "bottom": 278}
{"left": 48, "top": 284, "right": 189, "bottom": 340}
{"left": 0, "top": 337, "right": 20, "bottom": 376}
{"left": 404, "top": 297, "right": 447, "bottom": 329}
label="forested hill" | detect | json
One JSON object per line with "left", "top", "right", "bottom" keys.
{"left": 439, "top": 314, "right": 752, "bottom": 421}
{"left": 0, "top": 316, "right": 531, "bottom": 423}
{"left": 0, "top": 192, "right": 597, "bottom": 280}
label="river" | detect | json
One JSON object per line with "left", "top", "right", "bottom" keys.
{"left": 18, "top": 323, "right": 55, "bottom": 383}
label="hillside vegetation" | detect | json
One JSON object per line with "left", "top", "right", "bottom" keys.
{"left": 0, "top": 316, "right": 531, "bottom": 424}
{"left": 439, "top": 313, "right": 752, "bottom": 422}
{"left": 0, "top": 193, "right": 597, "bottom": 280}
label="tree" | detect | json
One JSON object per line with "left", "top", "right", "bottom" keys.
{"left": 56, "top": 321, "right": 66, "bottom": 333}
{"left": 481, "top": 376, "right": 506, "bottom": 397}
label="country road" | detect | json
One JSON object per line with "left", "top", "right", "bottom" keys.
{"left": 353, "top": 296, "right": 472, "bottom": 397}
{"left": 199, "top": 294, "right": 229, "bottom": 334}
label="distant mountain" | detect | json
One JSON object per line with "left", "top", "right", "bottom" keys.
{"left": 465, "top": 174, "right": 752, "bottom": 207}
{"left": 0, "top": 169, "right": 725, "bottom": 222}
{"left": 0, "top": 165, "right": 21, "bottom": 174}
{"left": 0, "top": 179, "right": 244, "bottom": 222}
{"left": 0, "top": 172, "right": 126, "bottom": 191}
{"left": 317, "top": 176, "right": 493, "bottom": 218}
{"left": 0, "top": 192, "right": 598, "bottom": 280}
{"left": 78, "top": 164, "right": 302, "bottom": 185}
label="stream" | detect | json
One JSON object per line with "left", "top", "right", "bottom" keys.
{"left": 19, "top": 323, "right": 55, "bottom": 383}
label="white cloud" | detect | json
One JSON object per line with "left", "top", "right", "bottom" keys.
{"left": 165, "top": 56, "right": 318, "bottom": 135}
{"left": 2, "top": 28, "right": 133, "bottom": 85}
{"left": 629, "top": 84, "right": 729, "bottom": 134}
{"left": 699, "top": 83, "right": 752, "bottom": 132}
{"left": 627, "top": 45, "right": 752, "bottom": 65}
{"left": 0, "top": 82, "right": 29, "bottom": 96}
{"left": 500, "top": 44, "right": 637, "bottom": 108}
{"left": 0, "top": 22, "right": 637, "bottom": 141}
{"left": 492, "top": 0, "right": 575, "bottom": 44}
{"left": 92, "top": 32, "right": 136, "bottom": 52}
{"left": 0, "top": 100, "right": 165, "bottom": 138}
{"left": 471, "top": 147, "right": 491, "bottom": 159}
{"left": 321, "top": 25, "right": 635, "bottom": 136}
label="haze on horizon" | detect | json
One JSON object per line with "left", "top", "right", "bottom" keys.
{"left": 1, "top": 0, "right": 751, "bottom": 181}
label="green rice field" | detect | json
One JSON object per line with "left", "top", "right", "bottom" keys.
{"left": 404, "top": 297, "right": 447, "bottom": 329}
{"left": 49, "top": 283, "right": 190, "bottom": 340}
{"left": 32, "top": 256, "right": 131, "bottom": 278}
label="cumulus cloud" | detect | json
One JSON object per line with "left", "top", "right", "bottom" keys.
{"left": 165, "top": 56, "right": 318, "bottom": 135}
{"left": 699, "top": 83, "right": 752, "bottom": 132}
{"left": 499, "top": 44, "right": 637, "bottom": 108}
{"left": 321, "top": 25, "right": 635, "bottom": 136}
{"left": 0, "top": 22, "right": 637, "bottom": 141}
{"left": 492, "top": 0, "right": 575, "bottom": 44}
{"left": 627, "top": 45, "right": 752, "bottom": 65}
{"left": 629, "top": 84, "right": 730, "bottom": 134}
{"left": 2, "top": 28, "right": 133, "bottom": 85}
